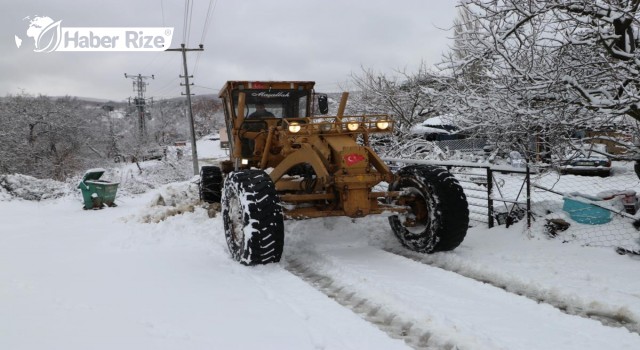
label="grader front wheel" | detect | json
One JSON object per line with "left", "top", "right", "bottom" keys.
{"left": 388, "top": 165, "right": 469, "bottom": 253}
{"left": 222, "top": 170, "right": 284, "bottom": 265}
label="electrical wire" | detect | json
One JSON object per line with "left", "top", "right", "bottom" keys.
{"left": 136, "top": 51, "right": 163, "bottom": 74}
{"left": 186, "top": 0, "right": 195, "bottom": 45}
{"left": 153, "top": 54, "right": 181, "bottom": 77}
{"left": 150, "top": 77, "right": 181, "bottom": 96}
{"left": 182, "top": 0, "right": 189, "bottom": 44}
{"left": 194, "top": 0, "right": 218, "bottom": 75}
{"left": 200, "top": 0, "right": 217, "bottom": 44}
{"left": 193, "top": 84, "right": 219, "bottom": 91}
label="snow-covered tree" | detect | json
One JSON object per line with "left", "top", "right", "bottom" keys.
{"left": 0, "top": 94, "right": 99, "bottom": 179}
{"left": 349, "top": 64, "right": 444, "bottom": 133}
{"left": 437, "top": 0, "right": 640, "bottom": 159}
{"left": 147, "top": 99, "right": 189, "bottom": 145}
{"left": 192, "top": 97, "right": 224, "bottom": 137}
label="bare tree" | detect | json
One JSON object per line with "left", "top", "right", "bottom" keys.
{"left": 350, "top": 63, "right": 444, "bottom": 133}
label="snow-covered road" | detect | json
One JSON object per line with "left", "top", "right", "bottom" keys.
{"left": 2, "top": 181, "right": 640, "bottom": 349}
{"left": 0, "top": 195, "right": 406, "bottom": 350}
{"left": 3, "top": 139, "right": 640, "bottom": 349}
{"left": 285, "top": 217, "right": 640, "bottom": 349}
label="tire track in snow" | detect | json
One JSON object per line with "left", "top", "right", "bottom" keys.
{"left": 382, "top": 246, "right": 638, "bottom": 334}
{"left": 284, "top": 258, "right": 458, "bottom": 350}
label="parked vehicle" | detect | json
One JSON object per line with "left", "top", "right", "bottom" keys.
{"left": 410, "top": 116, "right": 466, "bottom": 141}
{"left": 141, "top": 147, "right": 164, "bottom": 161}
{"left": 559, "top": 144, "right": 611, "bottom": 177}
{"left": 113, "top": 147, "right": 165, "bottom": 163}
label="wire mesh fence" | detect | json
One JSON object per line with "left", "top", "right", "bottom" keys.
{"left": 385, "top": 157, "right": 640, "bottom": 251}
{"left": 487, "top": 163, "right": 640, "bottom": 251}
{"left": 377, "top": 138, "right": 488, "bottom": 161}
{"left": 435, "top": 138, "right": 488, "bottom": 154}
{"left": 525, "top": 164, "right": 640, "bottom": 251}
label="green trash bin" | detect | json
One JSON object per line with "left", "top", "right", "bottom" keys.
{"left": 77, "top": 168, "right": 120, "bottom": 210}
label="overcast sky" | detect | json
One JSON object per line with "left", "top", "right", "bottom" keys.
{"left": 3, "top": 1, "right": 457, "bottom": 101}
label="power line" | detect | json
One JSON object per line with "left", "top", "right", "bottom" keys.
{"left": 154, "top": 85, "right": 180, "bottom": 98}
{"left": 151, "top": 52, "right": 182, "bottom": 73}
{"left": 200, "top": 0, "right": 217, "bottom": 44}
{"left": 136, "top": 51, "right": 163, "bottom": 74}
{"left": 155, "top": 86, "right": 182, "bottom": 99}
{"left": 193, "top": 84, "right": 217, "bottom": 90}
{"left": 186, "top": 0, "right": 195, "bottom": 45}
{"left": 194, "top": 0, "right": 218, "bottom": 75}
{"left": 182, "top": 0, "right": 189, "bottom": 43}
{"left": 149, "top": 76, "right": 181, "bottom": 96}
{"left": 193, "top": 54, "right": 202, "bottom": 76}
{"left": 150, "top": 54, "right": 181, "bottom": 77}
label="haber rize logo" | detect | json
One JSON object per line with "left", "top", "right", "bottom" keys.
{"left": 14, "top": 15, "right": 173, "bottom": 52}
{"left": 15, "top": 15, "right": 62, "bottom": 53}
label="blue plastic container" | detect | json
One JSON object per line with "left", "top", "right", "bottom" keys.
{"left": 562, "top": 197, "right": 611, "bottom": 225}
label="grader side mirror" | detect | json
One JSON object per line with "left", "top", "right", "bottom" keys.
{"left": 317, "top": 94, "right": 329, "bottom": 114}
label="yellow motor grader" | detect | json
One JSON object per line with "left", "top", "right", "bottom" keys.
{"left": 200, "top": 81, "right": 469, "bottom": 265}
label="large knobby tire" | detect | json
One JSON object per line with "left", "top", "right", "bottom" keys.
{"left": 388, "top": 165, "right": 469, "bottom": 253}
{"left": 200, "top": 166, "right": 223, "bottom": 203}
{"left": 222, "top": 170, "right": 284, "bottom": 265}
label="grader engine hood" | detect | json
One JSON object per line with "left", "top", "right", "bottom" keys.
{"left": 327, "top": 139, "right": 379, "bottom": 217}
{"left": 343, "top": 150, "right": 367, "bottom": 167}
{"left": 325, "top": 138, "right": 369, "bottom": 171}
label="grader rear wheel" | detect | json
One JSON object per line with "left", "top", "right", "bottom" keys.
{"left": 199, "top": 166, "right": 223, "bottom": 203}
{"left": 388, "top": 165, "right": 469, "bottom": 253}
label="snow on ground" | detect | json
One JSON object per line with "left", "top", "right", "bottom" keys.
{"left": 196, "top": 136, "right": 228, "bottom": 165}
{"left": 286, "top": 217, "right": 640, "bottom": 349}
{"left": 0, "top": 189, "right": 406, "bottom": 350}
{"left": 2, "top": 139, "right": 640, "bottom": 349}
{"left": 0, "top": 174, "right": 71, "bottom": 200}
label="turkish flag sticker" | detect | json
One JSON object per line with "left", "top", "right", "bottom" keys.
{"left": 344, "top": 153, "right": 365, "bottom": 166}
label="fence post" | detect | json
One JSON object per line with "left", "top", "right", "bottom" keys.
{"left": 487, "top": 167, "right": 494, "bottom": 228}
{"left": 526, "top": 164, "right": 531, "bottom": 228}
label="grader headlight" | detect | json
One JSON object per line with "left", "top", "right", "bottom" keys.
{"left": 376, "top": 120, "right": 390, "bottom": 130}
{"left": 288, "top": 122, "right": 302, "bottom": 133}
{"left": 319, "top": 122, "right": 333, "bottom": 132}
{"left": 346, "top": 122, "right": 360, "bottom": 131}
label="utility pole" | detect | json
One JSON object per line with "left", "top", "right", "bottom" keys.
{"left": 124, "top": 73, "right": 154, "bottom": 139}
{"left": 166, "top": 43, "right": 204, "bottom": 175}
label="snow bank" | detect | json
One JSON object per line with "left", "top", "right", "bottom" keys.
{"left": 196, "top": 138, "right": 228, "bottom": 160}
{"left": 126, "top": 180, "right": 202, "bottom": 224}
{"left": 80, "top": 159, "right": 195, "bottom": 197}
{"left": 0, "top": 174, "right": 71, "bottom": 201}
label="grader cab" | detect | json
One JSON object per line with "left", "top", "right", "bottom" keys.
{"left": 200, "top": 81, "right": 469, "bottom": 265}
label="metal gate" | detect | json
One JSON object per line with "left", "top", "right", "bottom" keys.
{"left": 383, "top": 158, "right": 531, "bottom": 228}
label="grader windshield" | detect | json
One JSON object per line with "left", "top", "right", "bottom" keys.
{"left": 232, "top": 89, "right": 311, "bottom": 119}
